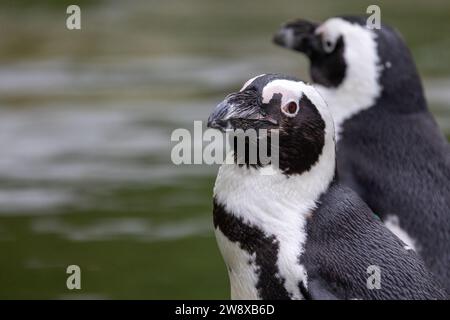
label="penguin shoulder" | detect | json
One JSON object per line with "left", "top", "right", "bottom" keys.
{"left": 312, "top": 182, "right": 376, "bottom": 233}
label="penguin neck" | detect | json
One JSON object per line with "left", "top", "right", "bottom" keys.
{"left": 316, "top": 83, "right": 377, "bottom": 141}
{"left": 214, "top": 135, "right": 336, "bottom": 232}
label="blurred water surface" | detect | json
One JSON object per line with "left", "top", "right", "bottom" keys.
{"left": 0, "top": 0, "right": 449, "bottom": 298}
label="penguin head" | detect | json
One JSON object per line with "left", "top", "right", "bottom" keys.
{"left": 273, "top": 16, "right": 424, "bottom": 129}
{"left": 273, "top": 16, "right": 383, "bottom": 88}
{"left": 207, "top": 74, "right": 335, "bottom": 175}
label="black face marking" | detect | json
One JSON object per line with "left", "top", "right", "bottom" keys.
{"left": 231, "top": 134, "right": 274, "bottom": 169}
{"left": 310, "top": 35, "right": 346, "bottom": 87}
{"left": 261, "top": 92, "right": 284, "bottom": 125}
{"left": 278, "top": 95, "right": 326, "bottom": 175}
{"left": 229, "top": 93, "right": 325, "bottom": 175}
{"left": 229, "top": 91, "right": 281, "bottom": 169}
{"left": 213, "top": 199, "right": 292, "bottom": 299}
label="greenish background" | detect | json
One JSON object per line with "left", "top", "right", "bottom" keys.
{"left": 0, "top": 0, "right": 449, "bottom": 299}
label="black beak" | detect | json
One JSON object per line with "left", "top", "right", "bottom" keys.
{"left": 207, "top": 92, "right": 278, "bottom": 132}
{"left": 273, "top": 19, "right": 320, "bottom": 57}
{"left": 207, "top": 98, "right": 233, "bottom": 131}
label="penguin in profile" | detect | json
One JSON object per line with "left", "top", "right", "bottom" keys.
{"left": 207, "top": 74, "right": 447, "bottom": 300}
{"left": 273, "top": 16, "right": 450, "bottom": 292}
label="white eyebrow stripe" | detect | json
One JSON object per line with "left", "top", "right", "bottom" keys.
{"left": 261, "top": 79, "right": 303, "bottom": 105}
{"left": 240, "top": 74, "right": 266, "bottom": 92}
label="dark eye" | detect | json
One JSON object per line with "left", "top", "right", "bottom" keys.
{"left": 322, "top": 37, "right": 336, "bottom": 53}
{"left": 282, "top": 101, "right": 299, "bottom": 117}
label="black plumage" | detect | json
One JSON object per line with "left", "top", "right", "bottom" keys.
{"left": 273, "top": 16, "right": 450, "bottom": 292}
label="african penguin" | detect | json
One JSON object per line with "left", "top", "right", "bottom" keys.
{"left": 273, "top": 16, "right": 450, "bottom": 292}
{"left": 207, "top": 74, "right": 447, "bottom": 300}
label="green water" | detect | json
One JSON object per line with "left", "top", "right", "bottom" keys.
{"left": 0, "top": 0, "right": 449, "bottom": 299}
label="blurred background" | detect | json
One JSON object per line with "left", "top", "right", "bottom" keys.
{"left": 0, "top": 0, "right": 449, "bottom": 299}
